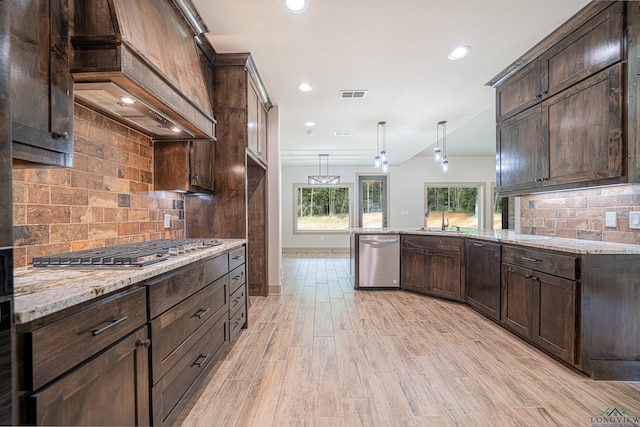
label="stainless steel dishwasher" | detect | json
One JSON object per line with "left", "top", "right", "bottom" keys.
{"left": 358, "top": 234, "right": 400, "bottom": 288}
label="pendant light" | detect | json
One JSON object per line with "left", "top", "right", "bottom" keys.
{"left": 436, "top": 120, "right": 449, "bottom": 172}
{"left": 374, "top": 122, "right": 381, "bottom": 168}
{"left": 376, "top": 121, "right": 389, "bottom": 173}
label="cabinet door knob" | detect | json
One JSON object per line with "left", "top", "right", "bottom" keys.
{"left": 51, "top": 131, "right": 69, "bottom": 140}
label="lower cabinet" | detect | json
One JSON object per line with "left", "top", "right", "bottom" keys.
{"left": 18, "top": 244, "right": 249, "bottom": 426}
{"left": 465, "top": 239, "right": 501, "bottom": 320}
{"left": 17, "top": 287, "right": 150, "bottom": 426}
{"left": 401, "top": 235, "right": 464, "bottom": 301}
{"left": 501, "top": 245, "right": 577, "bottom": 364}
{"left": 30, "top": 327, "right": 150, "bottom": 426}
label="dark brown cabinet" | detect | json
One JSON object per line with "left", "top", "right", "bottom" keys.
{"left": 491, "top": 1, "right": 630, "bottom": 196}
{"left": 17, "top": 287, "right": 150, "bottom": 426}
{"left": 186, "top": 53, "right": 270, "bottom": 296}
{"left": 465, "top": 239, "right": 501, "bottom": 321}
{"left": 154, "top": 140, "right": 214, "bottom": 194}
{"left": 496, "top": 106, "right": 544, "bottom": 193}
{"left": 401, "top": 235, "right": 464, "bottom": 302}
{"left": 10, "top": 0, "right": 74, "bottom": 167}
{"left": 501, "top": 246, "right": 577, "bottom": 364}
{"left": 543, "top": 64, "right": 622, "bottom": 187}
{"left": 29, "top": 327, "right": 149, "bottom": 426}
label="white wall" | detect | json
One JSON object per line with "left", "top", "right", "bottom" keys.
{"left": 282, "top": 156, "right": 496, "bottom": 250}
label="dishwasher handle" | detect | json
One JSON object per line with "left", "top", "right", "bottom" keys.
{"left": 360, "top": 238, "right": 399, "bottom": 245}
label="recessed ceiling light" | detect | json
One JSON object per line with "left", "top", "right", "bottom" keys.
{"left": 298, "top": 82, "right": 314, "bottom": 92}
{"left": 448, "top": 45, "right": 471, "bottom": 60}
{"left": 304, "top": 121, "right": 316, "bottom": 127}
{"left": 284, "top": 0, "right": 308, "bottom": 13}
{"left": 170, "top": 126, "right": 181, "bottom": 133}
{"left": 120, "top": 96, "right": 135, "bottom": 105}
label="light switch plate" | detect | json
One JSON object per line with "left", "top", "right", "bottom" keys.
{"left": 605, "top": 211, "right": 617, "bottom": 227}
{"left": 164, "top": 214, "right": 171, "bottom": 229}
{"left": 630, "top": 211, "right": 640, "bottom": 229}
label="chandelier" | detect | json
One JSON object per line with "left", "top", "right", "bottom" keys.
{"left": 308, "top": 154, "right": 340, "bottom": 185}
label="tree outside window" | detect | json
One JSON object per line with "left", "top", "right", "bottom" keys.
{"left": 295, "top": 185, "right": 351, "bottom": 232}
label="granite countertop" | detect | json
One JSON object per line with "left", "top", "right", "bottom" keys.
{"left": 350, "top": 228, "right": 640, "bottom": 255}
{"left": 13, "top": 239, "right": 246, "bottom": 325}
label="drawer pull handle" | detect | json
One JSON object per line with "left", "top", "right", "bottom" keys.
{"left": 92, "top": 316, "right": 128, "bottom": 336}
{"left": 232, "top": 273, "right": 244, "bottom": 281}
{"left": 193, "top": 307, "right": 211, "bottom": 319}
{"left": 192, "top": 353, "right": 210, "bottom": 368}
{"left": 521, "top": 257, "right": 540, "bottom": 262}
{"left": 232, "top": 255, "right": 245, "bottom": 261}
{"left": 136, "top": 339, "right": 151, "bottom": 348}
{"left": 473, "top": 243, "right": 484, "bottom": 247}
{"left": 232, "top": 296, "right": 243, "bottom": 307}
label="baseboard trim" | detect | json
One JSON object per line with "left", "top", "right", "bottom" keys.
{"left": 268, "top": 283, "right": 282, "bottom": 295}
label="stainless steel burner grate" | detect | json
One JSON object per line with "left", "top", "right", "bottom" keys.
{"left": 31, "top": 238, "right": 222, "bottom": 268}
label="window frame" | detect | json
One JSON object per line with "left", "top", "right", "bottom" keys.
{"left": 292, "top": 183, "right": 355, "bottom": 235}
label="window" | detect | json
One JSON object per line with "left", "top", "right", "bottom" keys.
{"left": 294, "top": 184, "right": 352, "bottom": 232}
{"left": 424, "top": 184, "right": 484, "bottom": 229}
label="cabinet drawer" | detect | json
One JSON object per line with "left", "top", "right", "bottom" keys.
{"left": 229, "top": 303, "right": 247, "bottom": 342}
{"left": 229, "top": 285, "right": 246, "bottom": 316}
{"left": 229, "top": 246, "right": 246, "bottom": 271}
{"left": 502, "top": 245, "right": 577, "bottom": 279}
{"left": 28, "top": 287, "right": 146, "bottom": 390}
{"left": 229, "top": 264, "right": 246, "bottom": 295}
{"left": 402, "top": 235, "right": 462, "bottom": 252}
{"left": 148, "top": 254, "right": 228, "bottom": 318}
{"left": 150, "top": 275, "right": 229, "bottom": 385}
{"left": 151, "top": 314, "right": 228, "bottom": 427}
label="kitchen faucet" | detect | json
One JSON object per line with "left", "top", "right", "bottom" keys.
{"left": 424, "top": 203, "right": 448, "bottom": 230}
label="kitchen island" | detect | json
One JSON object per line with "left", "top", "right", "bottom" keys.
{"left": 351, "top": 228, "right": 640, "bottom": 381}
{"left": 13, "top": 239, "right": 247, "bottom": 426}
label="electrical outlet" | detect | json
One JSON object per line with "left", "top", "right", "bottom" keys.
{"left": 605, "top": 212, "right": 617, "bottom": 228}
{"left": 630, "top": 211, "right": 640, "bottom": 229}
{"left": 164, "top": 214, "right": 171, "bottom": 229}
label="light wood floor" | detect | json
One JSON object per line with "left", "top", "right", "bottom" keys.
{"left": 179, "top": 252, "right": 640, "bottom": 426}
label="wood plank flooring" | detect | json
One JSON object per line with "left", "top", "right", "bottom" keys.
{"left": 179, "top": 252, "right": 640, "bottom": 426}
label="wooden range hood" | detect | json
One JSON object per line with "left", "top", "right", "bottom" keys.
{"left": 71, "top": 0, "right": 216, "bottom": 140}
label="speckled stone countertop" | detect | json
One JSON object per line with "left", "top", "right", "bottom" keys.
{"left": 350, "top": 228, "right": 640, "bottom": 255}
{"left": 14, "top": 239, "right": 246, "bottom": 325}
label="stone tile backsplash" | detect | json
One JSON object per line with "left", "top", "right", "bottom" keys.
{"left": 520, "top": 185, "right": 640, "bottom": 245}
{"left": 12, "top": 104, "right": 185, "bottom": 268}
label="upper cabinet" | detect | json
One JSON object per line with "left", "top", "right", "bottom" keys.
{"left": 490, "top": 1, "right": 632, "bottom": 196}
{"left": 10, "top": 0, "right": 74, "bottom": 167}
{"left": 154, "top": 140, "right": 214, "bottom": 194}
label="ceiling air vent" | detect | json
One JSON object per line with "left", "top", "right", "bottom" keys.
{"left": 339, "top": 90, "right": 368, "bottom": 99}
{"left": 333, "top": 130, "right": 352, "bottom": 137}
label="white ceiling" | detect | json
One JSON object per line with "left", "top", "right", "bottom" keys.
{"left": 192, "top": 0, "right": 590, "bottom": 167}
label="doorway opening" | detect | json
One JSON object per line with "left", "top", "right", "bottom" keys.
{"left": 358, "top": 175, "right": 388, "bottom": 228}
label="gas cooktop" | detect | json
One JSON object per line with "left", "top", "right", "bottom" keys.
{"left": 31, "top": 238, "right": 223, "bottom": 269}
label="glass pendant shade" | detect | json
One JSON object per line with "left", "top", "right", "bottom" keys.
{"left": 381, "top": 161, "right": 389, "bottom": 173}
{"left": 374, "top": 155, "right": 381, "bottom": 168}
